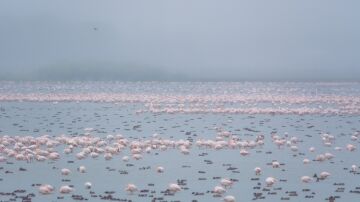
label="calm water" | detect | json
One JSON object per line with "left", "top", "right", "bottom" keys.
{"left": 0, "top": 82, "right": 360, "bottom": 202}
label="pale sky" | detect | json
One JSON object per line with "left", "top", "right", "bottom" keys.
{"left": 0, "top": 0, "right": 360, "bottom": 81}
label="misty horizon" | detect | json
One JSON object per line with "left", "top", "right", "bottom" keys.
{"left": 1, "top": 0, "right": 360, "bottom": 81}
{"left": 1, "top": 64, "right": 360, "bottom": 82}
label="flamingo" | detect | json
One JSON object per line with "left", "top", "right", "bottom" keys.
{"left": 156, "top": 166, "right": 164, "bottom": 173}
{"left": 301, "top": 176, "right": 312, "bottom": 183}
{"left": 324, "top": 152, "right": 334, "bottom": 160}
{"left": 104, "top": 153, "right": 112, "bottom": 160}
{"left": 213, "top": 186, "right": 226, "bottom": 195}
{"left": 61, "top": 168, "right": 71, "bottom": 175}
{"left": 132, "top": 154, "right": 143, "bottom": 160}
{"left": 220, "top": 179, "right": 233, "bottom": 188}
{"left": 265, "top": 177, "right": 276, "bottom": 187}
{"left": 351, "top": 165, "right": 357, "bottom": 173}
{"left": 319, "top": 171, "right": 330, "bottom": 179}
{"left": 84, "top": 182, "right": 92, "bottom": 189}
{"left": 122, "top": 156, "right": 129, "bottom": 162}
{"left": 290, "top": 145, "right": 298, "bottom": 152}
{"left": 125, "top": 183, "right": 138, "bottom": 194}
{"left": 254, "top": 167, "right": 261, "bottom": 175}
{"left": 315, "top": 154, "right": 326, "bottom": 162}
{"left": 168, "top": 183, "right": 181, "bottom": 193}
{"left": 272, "top": 161, "right": 280, "bottom": 168}
{"left": 59, "top": 185, "right": 73, "bottom": 194}
{"left": 78, "top": 166, "right": 86, "bottom": 173}
{"left": 346, "top": 144, "right": 356, "bottom": 151}
{"left": 223, "top": 195, "right": 236, "bottom": 202}
{"left": 240, "top": 149, "right": 249, "bottom": 156}
{"left": 39, "top": 184, "right": 54, "bottom": 195}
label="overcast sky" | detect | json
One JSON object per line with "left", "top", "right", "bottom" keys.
{"left": 0, "top": 0, "right": 360, "bottom": 81}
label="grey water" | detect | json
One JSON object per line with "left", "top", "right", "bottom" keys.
{"left": 0, "top": 82, "right": 360, "bottom": 202}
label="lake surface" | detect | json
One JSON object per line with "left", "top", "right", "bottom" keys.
{"left": 0, "top": 82, "right": 359, "bottom": 202}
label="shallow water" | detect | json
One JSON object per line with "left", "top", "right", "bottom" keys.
{"left": 0, "top": 82, "right": 360, "bottom": 202}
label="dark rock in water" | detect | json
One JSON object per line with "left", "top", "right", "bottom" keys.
{"left": 72, "top": 194, "right": 88, "bottom": 201}
{"left": 119, "top": 170, "right": 128, "bottom": 175}
{"left": 335, "top": 188, "right": 345, "bottom": 192}
{"left": 327, "top": 196, "right": 336, "bottom": 202}
{"left": 244, "top": 127, "right": 260, "bottom": 132}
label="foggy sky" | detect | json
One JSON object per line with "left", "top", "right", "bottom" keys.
{"left": 1, "top": 0, "right": 360, "bottom": 81}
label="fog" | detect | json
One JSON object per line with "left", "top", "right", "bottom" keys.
{"left": 1, "top": 0, "right": 360, "bottom": 81}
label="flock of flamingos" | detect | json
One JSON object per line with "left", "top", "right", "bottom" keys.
{"left": 1, "top": 129, "right": 359, "bottom": 201}
{"left": 1, "top": 92, "right": 360, "bottom": 115}
{"left": 0, "top": 82, "right": 360, "bottom": 201}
